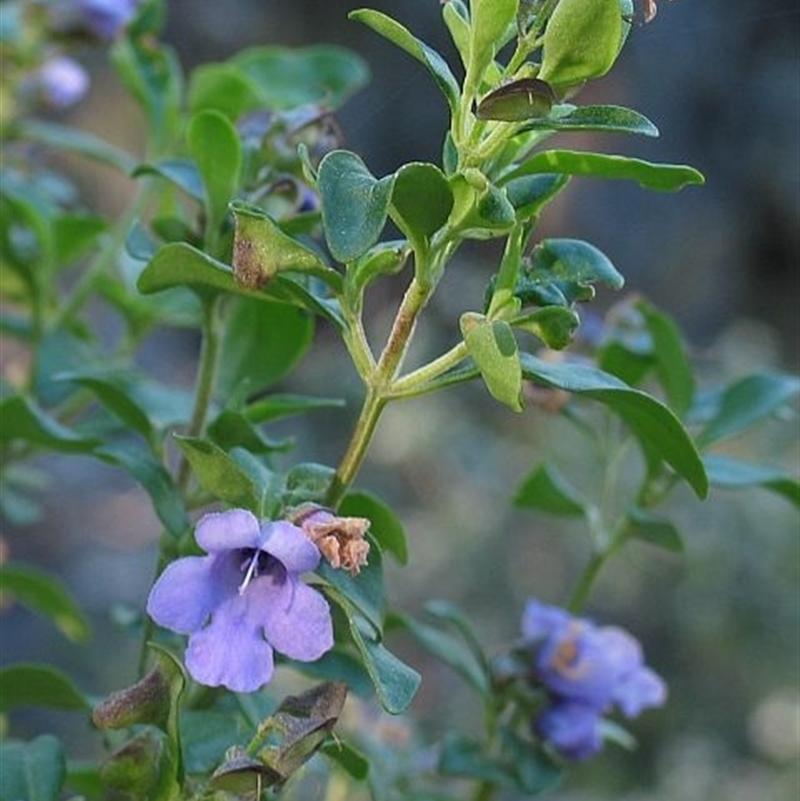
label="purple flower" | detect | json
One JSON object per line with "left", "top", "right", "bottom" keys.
{"left": 521, "top": 598, "right": 666, "bottom": 760}
{"left": 147, "top": 509, "right": 334, "bottom": 693}
{"left": 76, "top": 0, "right": 141, "bottom": 40}
{"left": 535, "top": 701, "right": 603, "bottom": 761}
{"left": 35, "top": 56, "right": 89, "bottom": 109}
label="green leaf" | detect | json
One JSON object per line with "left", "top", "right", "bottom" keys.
{"left": 448, "top": 170, "right": 516, "bottom": 238}
{"left": 0, "top": 664, "right": 88, "bottom": 713}
{"left": 215, "top": 296, "right": 314, "bottom": 397}
{"left": 345, "top": 617, "right": 421, "bottom": 715}
{"left": 696, "top": 373, "right": 800, "bottom": 447}
{"left": 0, "top": 563, "right": 90, "bottom": 642}
{"left": 390, "top": 611, "right": 489, "bottom": 696}
{"left": 232, "top": 45, "right": 370, "bottom": 111}
{"left": 627, "top": 509, "right": 684, "bottom": 552}
{"left": 540, "top": 0, "right": 623, "bottom": 86}
{"left": 390, "top": 162, "right": 453, "bottom": 244}
{"left": 468, "top": 0, "right": 517, "bottom": 85}
{"left": 513, "top": 306, "right": 580, "bottom": 350}
{"left": 111, "top": 35, "right": 182, "bottom": 149}
{"left": 522, "top": 105, "right": 659, "bottom": 137}
{"left": 339, "top": 490, "right": 408, "bottom": 564}
{"left": 530, "top": 237, "right": 624, "bottom": 292}
{"left": 0, "top": 396, "right": 98, "bottom": 452}
{"left": 349, "top": 9, "right": 460, "bottom": 113}
{"left": 187, "top": 110, "right": 242, "bottom": 238}
{"left": 16, "top": 120, "right": 138, "bottom": 174}
{"left": 503, "top": 150, "right": 705, "bottom": 191}
{"left": 704, "top": 454, "right": 800, "bottom": 507}
{"left": 442, "top": 0, "right": 471, "bottom": 70}
{"left": 438, "top": 733, "right": 514, "bottom": 787}
{"left": 52, "top": 214, "right": 108, "bottom": 266}
{"left": 173, "top": 435, "right": 259, "bottom": 510}
{"left": 637, "top": 299, "right": 695, "bottom": 416}
{"left": 504, "top": 173, "right": 571, "bottom": 220}
{"left": 318, "top": 150, "right": 395, "bottom": 263}
{"left": 320, "top": 739, "right": 370, "bottom": 781}
{"left": 187, "top": 63, "right": 262, "bottom": 118}
{"left": 282, "top": 462, "right": 336, "bottom": 508}
{"left": 520, "top": 353, "right": 708, "bottom": 497}
{"left": 461, "top": 314, "right": 522, "bottom": 411}
{"left": 244, "top": 393, "right": 345, "bottom": 424}
{"left": 94, "top": 444, "right": 188, "bottom": 537}
{"left": 137, "top": 242, "right": 236, "bottom": 296}
{"left": 514, "top": 462, "right": 589, "bottom": 516}
{"left": 56, "top": 369, "right": 194, "bottom": 436}
{"left": 0, "top": 735, "right": 65, "bottom": 801}
{"left": 133, "top": 158, "right": 205, "bottom": 202}
{"left": 207, "top": 409, "right": 291, "bottom": 454}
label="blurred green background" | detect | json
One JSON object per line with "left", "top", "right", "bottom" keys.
{"left": 2, "top": 1, "right": 798, "bottom": 799}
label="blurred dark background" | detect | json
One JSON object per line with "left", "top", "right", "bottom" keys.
{"left": 3, "top": 1, "right": 799, "bottom": 799}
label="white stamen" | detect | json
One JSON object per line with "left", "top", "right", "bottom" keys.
{"left": 238, "top": 550, "right": 261, "bottom": 595}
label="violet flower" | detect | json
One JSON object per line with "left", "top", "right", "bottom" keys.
{"left": 521, "top": 598, "right": 666, "bottom": 760}
{"left": 76, "top": 0, "right": 141, "bottom": 40}
{"left": 35, "top": 56, "right": 89, "bottom": 109}
{"left": 146, "top": 510, "right": 334, "bottom": 693}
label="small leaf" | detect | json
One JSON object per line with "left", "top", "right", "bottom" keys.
{"left": 282, "top": 462, "right": 336, "bottom": 508}
{"left": 320, "top": 740, "right": 369, "bottom": 780}
{"left": 339, "top": 490, "right": 408, "bottom": 565}
{"left": 522, "top": 105, "right": 659, "bottom": 137}
{"left": 461, "top": 314, "right": 522, "bottom": 411}
{"left": 449, "top": 170, "right": 516, "bottom": 238}
{"left": 0, "top": 396, "right": 98, "bottom": 453}
{"left": 514, "top": 462, "right": 589, "bottom": 516}
{"left": 0, "top": 735, "right": 65, "bottom": 801}
{"left": 390, "top": 611, "right": 489, "bottom": 696}
{"left": 345, "top": 616, "right": 421, "bottom": 714}
{"left": 696, "top": 373, "right": 800, "bottom": 447}
{"left": 173, "top": 435, "right": 259, "bottom": 510}
{"left": 468, "top": 0, "right": 518, "bottom": 86}
{"left": 244, "top": 393, "right": 345, "bottom": 424}
{"left": 94, "top": 444, "right": 188, "bottom": 537}
{"left": 0, "top": 563, "right": 90, "bottom": 641}
{"left": 540, "top": 0, "right": 623, "bottom": 86}
{"left": 514, "top": 306, "right": 580, "bottom": 350}
{"left": 503, "top": 150, "right": 705, "bottom": 191}
{"left": 390, "top": 162, "right": 453, "bottom": 243}
{"left": 704, "top": 454, "right": 800, "bottom": 507}
{"left": 627, "top": 509, "right": 683, "bottom": 552}
{"left": 215, "top": 296, "right": 314, "bottom": 398}
{"left": 345, "top": 240, "right": 410, "bottom": 304}
{"left": 504, "top": 173, "right": 571, "bottom": 220}
{"left": 188, "top": 63, "right": 262, "bottom": 118}
{"left": 318, "top": 150, "right": 395, "bottom": 263}
{"left": 349, "top": 9, "right": 460, "bottom": 112}
{"left": 530, "top": 238, "right": 624, "bottom": 291}
{"left": 520, "top": 353, "right": 708, "bottom": 497}
{"left": 133, "top": 158, "right": 205, "bottom": 202}
{"left": 188, "top": 110, "right": 242, "bottom": 238}
{"left": 0, "top": 664, "right": 89, "bottom": 713}
{"left": 137, "top": 242, "right": 236, "bottom": 296}
{"left": 17, "top": 120, "right": 137, "bottom": 173}
{"left": 637, "top": 299, "right": 695, "bottom": 416}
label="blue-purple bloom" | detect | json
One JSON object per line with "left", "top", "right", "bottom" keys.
{"left": 522, "top": 598, "right": 666, "bottom": 760}
{"left": 35, "top": 56, "right": 90, "bottom": 109}
{"left": 147, "top": 510, "right": 334, "bottom": 693}
{"left": 76, "top": 0, "right": 141, "bottom": 40}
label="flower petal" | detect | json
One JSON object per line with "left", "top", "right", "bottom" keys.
{"left": 185, "top": 592, "right": 275, "bottom": 692}
{"left": 254, "top": 578, "right": 334, "bottom": 662}
{"left": 615, "top": 666, "right": 667, "bottom": 717}
{"left": 536, "top": 701, "right": 603, "bottom": 761}
{"left": 147, "top": 554, "right": 238, "bottom": 634}
{"left": 521, "top": 598, "right": 574, "bottom": 641}
{"left": 259, "top": 521, "right": 321, "bottom": 573}
{"left": 195, "top": 509, "right": 262, "bottom": 553}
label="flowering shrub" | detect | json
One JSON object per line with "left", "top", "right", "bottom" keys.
{"left": 1, "top": 0, "right": 798, "bottom": 799}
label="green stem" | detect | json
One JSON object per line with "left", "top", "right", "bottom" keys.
{"left": 177, "top": 297, "right": 223, "bottom": 492}
{"left": 388, "top": 341, "right": 469, "bottom": 399}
